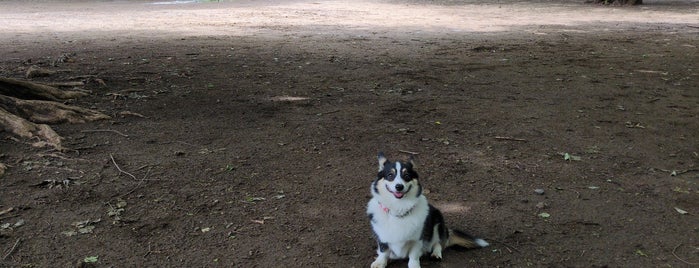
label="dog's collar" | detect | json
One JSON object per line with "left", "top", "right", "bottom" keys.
{"left": 378, "top": 202, "right": 415, "bottom": 218}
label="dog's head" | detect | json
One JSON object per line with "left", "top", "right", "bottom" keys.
{"left": 372, "top": 152, "right": 421, "bottom": 199}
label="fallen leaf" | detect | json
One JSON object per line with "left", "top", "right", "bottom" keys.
{"left": 563, "top": 153, "right": 582, "bottom": 161}
{"left": 62, "top": 230, "right": 78, "bottom": 237}
{"left": 83, "top": 256, "right": 99, "bottom": 263}
{"left": 116, "top": 199, "right": 127, "bottom": 208}
{"left": 245, "top": 196, "right": 265, "bottom": 202}
{"left": 674, "top": 207, "right": 689, "bottom": 215}
{"left": 78, "top": 225, "right": 95, "bottom": 234}
{"left": 635, "top": 249, "right": 648, "bottom": 257}
{"left": 672, "top": 187, "right": 690, "bottom": 194}
{"left": 201, "top": 227, "right": 211, "bottom": 233}
{"left": 73, "top": 218, "right": 101, "bottom": 228}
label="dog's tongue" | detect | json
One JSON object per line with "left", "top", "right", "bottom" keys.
{"left": 393, "top": 191, "right": 404, "bottom": 199}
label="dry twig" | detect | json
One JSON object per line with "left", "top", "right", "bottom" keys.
{"left": 110, "top": 154, "right": 137, "bottom": 180}
{"left": 119, "top": 166, "right": 152, "bottom": 198}
{"left": 672, "top": 243, "right": 699, "bottom": 265}
{"left": 494, "top": 136, "right": 528, "bottom": 142}
{"left": 490, "top": 238, "right": 521, "bottom": 253}
{"left": 82, "top": 129, "right": 129, "bottom": 137}
{"left": 398, "top": 150, "right": 419, "bottom": 155}
{"left": 3, "top": 238, "right": 21, "bottom": 260}
{"left": 0, "top": 207, "right": 13, "bottom": 216}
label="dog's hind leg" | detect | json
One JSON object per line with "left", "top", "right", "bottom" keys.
{"left": 370, "top": 242, "right": 389, "bottom": 268}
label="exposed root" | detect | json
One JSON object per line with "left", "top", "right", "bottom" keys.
{"left": 0, "top": 107, "right": 63, "bottom": 149}
{"left": 0, "top": 162, "right": 6, "bottom": 178}
{"left": 0, "top": 77, "right": 88, "bottom": 101}
{"left": 0, "top": 94, "right": 109, "bottom": 124}
{"left": 0, "top": 77, "right": 110, "bottom": 150}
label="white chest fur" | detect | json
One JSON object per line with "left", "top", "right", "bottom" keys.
{"left": 367, "top": 196, "right": 430, "bottom": 258}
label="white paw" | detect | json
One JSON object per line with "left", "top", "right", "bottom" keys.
{"left": 407, "top": 259, "right": 421, "bottom": 268}
{"left": 370, "top": 259, "right": 387, "bottom": 268}
{"left": 431, "top": 245, "right": 443, "bottom": 259}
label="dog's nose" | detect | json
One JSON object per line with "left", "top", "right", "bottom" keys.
{"left": 395, "top": 184, "right": 404, "bottom": 192}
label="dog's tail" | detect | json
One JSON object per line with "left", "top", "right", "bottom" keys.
{"left": 445, "top": 229, "right": 490, "bottom": 249}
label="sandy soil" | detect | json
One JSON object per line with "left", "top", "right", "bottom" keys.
{"left": 1, "top": 0, "right": 698, "bottom": 267}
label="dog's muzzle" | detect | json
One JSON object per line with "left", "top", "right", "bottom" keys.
{"left": 386, "top": 184, "right": 407, "bottom": 199}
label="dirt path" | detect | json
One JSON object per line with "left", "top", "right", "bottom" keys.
{"left": 1, "top": 0, "right": 698, "bottom": 267}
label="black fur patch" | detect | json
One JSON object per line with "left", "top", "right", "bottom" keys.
{"left": 377, "top": 160, "right": 419, "bottom": 182}
{"left": 421, "top": 204, "right": 448, "bottom": 242}
{"left": 378, "top": 242, "right": 389, "bottom": 252}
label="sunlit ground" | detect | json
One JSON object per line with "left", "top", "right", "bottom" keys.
{"left": 0, "top": 0, "right": 697, "bottom": 40}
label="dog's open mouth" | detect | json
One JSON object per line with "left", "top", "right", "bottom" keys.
{"left": 386, "top": 185, "right": 407, "bottom": 199}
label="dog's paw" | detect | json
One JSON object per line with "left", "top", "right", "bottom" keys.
{"left": 430, "top": 245, "right": 443, "bottom": 260}
{"left": 370, "top": 259, "right": 387, "bottom": 268}
{"left": 407, "top": 259, "right": 421, "bottom": 268}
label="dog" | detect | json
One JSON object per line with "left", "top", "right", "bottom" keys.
{"left": 367, "top": 152, "right": 489, "bottom": 268}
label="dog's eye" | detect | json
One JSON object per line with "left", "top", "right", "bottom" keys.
{"left": 386, "top": 173, "right": 395, "bottom": 180}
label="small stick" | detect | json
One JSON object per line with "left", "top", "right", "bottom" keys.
{"left": 110, "top": 154, "right": 137, "bottom": 180}
{"left": 494, "top": 136, "right": 527, "bottom": 142}
{"left": 0, "top": 214, "right": 20, "bottom": 221}
{"left": 672, "top": 243, "right": 699, "bottom": 265}
{"left": 0, "top": 207, "right": 13, "bottom": 216}
{"left": 399, "top": 150, "right": 419, "bottom": 155}
{"left": 315, "top": 109, "right": 341, "bottom": 116}
{"left": 120, "top": 167, "right": 151, "bottom": 198}
{"left": 82, "top": 129, "right": 129, "bottom": 137}
{"left": 3, "top": 238, "right": 21, "bottom": 260}
{"left": 655, "top": 168, "right": 699, "bottom": 176}
{"left": 119, "top": 111, "right": 147, "bottom": 118}
{"left": 489, "top": 239, "right": 521, "bottom": 253}
{"left": 46, "top": 81, "right": 85, "bottom": 87}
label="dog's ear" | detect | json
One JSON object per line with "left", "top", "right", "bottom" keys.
{"left": 407, "top": 154, "right": 417, "bottom": 169}
{"left": 378, "top": 152, "right": 388, "bottom": 171}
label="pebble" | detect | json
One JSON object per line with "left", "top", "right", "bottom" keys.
{"left": 534, "top": 188, "right": 545, "bottom": 195}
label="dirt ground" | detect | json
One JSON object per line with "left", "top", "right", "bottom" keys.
{"left": 1, "top": 0, "right": 698, "bottom": 267}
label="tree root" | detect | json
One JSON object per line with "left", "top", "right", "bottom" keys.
{"left": 0, "top": 162, "right": 6, "bottom": 178}
{"left": 0, "top": 77, "right": 89, "bottom": 101}
{"left": 0, "top": 106, "right": 64, "bottom": 149}
{"left": 0, "top": 94, "right": 109, "bottom": 124}
{"left": 0, "top": 77, "right": 110, "bottom": 150}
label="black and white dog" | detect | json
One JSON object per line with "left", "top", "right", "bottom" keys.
{"left": 367, "top": 152, "right": 488, "bottom": 268}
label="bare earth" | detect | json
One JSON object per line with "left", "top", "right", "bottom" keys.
{"left": 1, "top": 0, "right": 698, "bottom": 267}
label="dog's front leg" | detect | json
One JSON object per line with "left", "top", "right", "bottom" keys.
{"left": 407, "top": 242, "right": 423, "bottom": 268}
{"left": 370, "top": 242, "right": 389, "bottom": 268}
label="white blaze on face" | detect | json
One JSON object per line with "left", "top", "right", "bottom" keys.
{"left": 394, "top": 161, "right": 404, "bottom": 183}
{"left": 386, "top": 162, "right": 407, "bottom": 198}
